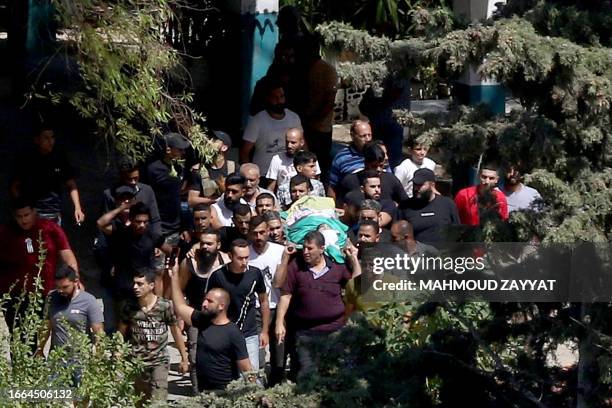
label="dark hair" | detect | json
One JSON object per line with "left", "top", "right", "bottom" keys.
{"left": 303, "top": 230, "right": 325, "bottom": 247}
{"left": 480, "top": 162, "right": 499, "bottom": 174}
{"left": 249, "top": 215, "right": 268, "bottom": 230}
{"left": 117, "top": 156, "right": 139, "bottom": 173}
{"left": 392, "top": 220, "right": 414, "bottom": 238}
{"left": 192, "top": 203, "right": 211, "bottom": 213}
{"left": 406, "top": 136, "right": 427, "bottom": 149}
{"left": 225, "top": 173, "right": 246, "bottom": 188}
{"left": 358, "top": 219, "right": 380, "bottom": 233}
{"left": 293, "top": 150, "right": 317, "bottom": 168}
{"left": 10, "top": 197, "right": 35, "bottom": 213}
{"left": 260, "top": 75, "right": 285, "bottom": 97}
{"left": 290, "top": 174, "right": 312, "bottom": 190}
{"left": 256, "top": 193, "right": 275, "bottom": 203}
{"left": 129, "top": 202, "right": 150, "bottom": 219}
{"left": 35, "top": 121, "right": 54, "bottom": 136}
{"left": 134, "top": 268, "right": 156, "bottom": 284}
{"left": 55, "top": 264, "right": 78, "bottom": 281}
{"left": 263, "top": 211, "right": 282, "bottom": 223}
{"left": 360, "top": 169, "right": 380, "bottom": 186}
{"left": 232, "top": 203, "right": 252, "bottom": 218}
{"left": 363, "top": 141, "right": 386, "bottom": 164}
{"left": 229, "top": 238, "right": 250, "bottom": 253}
{"left": 198, "top": 227, "right": 220, "bottom": 242}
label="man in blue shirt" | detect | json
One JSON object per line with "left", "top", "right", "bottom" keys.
{"left": 328, "top": 120, "right": 372, "bottom": 198}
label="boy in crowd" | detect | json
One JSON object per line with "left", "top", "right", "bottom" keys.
{"left": 394, "top": 139, "right": 437, "bottom": 197}
{"left": 277, "top": 151, "right": 325, "bottom": 208}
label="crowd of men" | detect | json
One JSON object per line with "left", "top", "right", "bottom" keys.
{"left": 0, "top": 32, "right": 543, "bottom": 405}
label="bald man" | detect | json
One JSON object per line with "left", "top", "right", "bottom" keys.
{"left": 266, "top": 128, "right": 321, "bottom": 192}
{"left": 328, "top": 120, "right": 373, "bottom": 199}
{"left": 390, "top": 220, "right": 438, "bottom": 256}
{"left": 169, "top": 265, "right": 255, "bottom": 392}
{"left": 239, "top": 164, "right": 278, "bottom": 212}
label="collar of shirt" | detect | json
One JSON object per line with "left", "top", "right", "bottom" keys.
{"left": 310, "top": 264, "right": 330, "bottom": 280}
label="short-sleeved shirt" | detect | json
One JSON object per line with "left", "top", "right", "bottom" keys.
{"left": 394, "top": 157, "right": 437, "bottom": 197}
{"left": 243, "top": 109, "right": 302, "bottom": 175}
{"left": 281, "top": 256, "right": 352, "bottom": 333}
{"left": 329, "top": 145, "right": 364, "bottom": 187}
{"left": 145, "top": 159, "right": 184, "bottom": 236}
{"left": 45, "top": 290, "right": 104, "bottom": 349}
{"left": 248, "top": 243, "right": 284, "bottom": 309}
{"left": 191, "top": 310, "right": 248, "bottom": 391}
{"left": 337, "top": 170, "right": 408, "bottom": 206}
{"left": 400, "top": 195, "right": 460, "bottom": 243}
{"left": 107, "top": 221, "right": 162, "bottom": 292}
{"left": 119, "top": 297, "right": 177, "bottom": 366}
{"left": 504, "top": 185, "right": 542, "bottom": 213}
{"left": 11, "top": 148, "right": 75, "bottom": 214}
{"left": 207, "top": 265, "right": 266, "bottom": 337}
{"left": 265, "top": 152, "right": 321, "bottom": 187}
{"left": 0, "top": 219, "right": 71, "bottom": 295}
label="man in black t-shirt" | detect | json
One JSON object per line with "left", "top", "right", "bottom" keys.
{"left": 169, "top": 265, "right": 254, "bottom": 392}
{"left": 97, "top": 201, "right": 163, "bottom": 332}
{"left": 399, "top": 168, "right": 460, "bottom": 244}
{"left": 207, "top": 239, "right": 270, "bottom": 372}
{"left": 10, "top": 125, "right": 84, "bottom": 225}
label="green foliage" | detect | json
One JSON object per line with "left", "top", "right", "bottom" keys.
{"left": 36, "top": 0, "right": 217, "bottom": 163}
{"left": 0, "top": 233, "right": 143, "bottom": 407}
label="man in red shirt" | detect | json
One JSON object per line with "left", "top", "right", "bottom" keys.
{"left": 454, "top": 164, "right": 509, "bottom": 225}
{"left": 0, "top": 199, "right": 78, "bottom": 297}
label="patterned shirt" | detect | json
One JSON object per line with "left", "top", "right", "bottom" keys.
{"left": 277, "top": 179, "right": 326, "bottom": 208}
{"left": 329, "top": 145, "right": 364, "bottom": 187}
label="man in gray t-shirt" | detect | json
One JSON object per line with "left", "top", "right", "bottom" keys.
{"left": 38, "top": 265, "right": 104, "bottom": 354}
{"left": 503, "top": 166, "right": 542, "bottom": 213}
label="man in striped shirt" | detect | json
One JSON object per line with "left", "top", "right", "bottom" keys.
{"left": 328, "top": 120, "right": 373, "bottom": 199}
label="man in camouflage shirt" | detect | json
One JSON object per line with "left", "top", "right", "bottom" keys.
{"left": 119, "top": 268, "right": 188, "bottom": 404}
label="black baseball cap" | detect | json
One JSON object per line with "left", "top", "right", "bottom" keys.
{"left": 412, "top": 168, "right": 436, "bottom": 185}
{"left": 113, "top": 185, "right": 138, "bottom": 199}
{"left": 212, "top": 130, "right": 232, "bottom": 149}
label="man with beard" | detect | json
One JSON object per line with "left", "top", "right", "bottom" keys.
{"left": 264, "top": 211, "right": 287, "bottom": 245}
{"left": 266, "top": 128, "right": 321, "bottom": 192}
{"left": 240, "top": 77, "right": 302, "bottom": 178}
{"left": 400, "top": 169, "right": 460, "bottom": 244}
{"left": 503, "top": 164, "right": 542, "bottom": 213}
{"left": 177, "top": 203, "right": 212, "bottom": 263}
{"left": 337, "top": 140, "right": 406, "bottom": 206}
{"left": 219, "top": 203, "right": 252, "bottom": 253}
{"left": 240, "top": 164, "right": 278, "bottom": 211}
{"left": 211, "top": 173, "right": 248, "bottom": 229}
{"left": 247, "top": 216, "right": 285, "bottom": 384}
{"left": 169, "top": 268, "right": 254, "bottom": 392}
{"left": 454, "top": 163, "right": 509, "bottom": 225}
{"left": 176, "top": 228, "right": 228, "bottom": 394}
{"left": 37, "top": 265, "right": 104, "bottom": 363}
{"left": 347, "top": 200, "right": 392, "bottom": 244}
{"left": 359, "top": 170, "right": 397, "bottom": 227}
{"left": 119, "top": 269, "right": 188, "bottom": 404}
{"left": 207, "top": 239, "right": 270, "bottom": 372}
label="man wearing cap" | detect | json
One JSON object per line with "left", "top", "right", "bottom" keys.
{"left": 399, "top": 168, "right": 460, "bottom": 244}
{"left": 145, "top": 132, "right": 190, "bottom": 260}
{"left": 102, "top": 158, "right": 161, "bottom": 237}
{"left": 188, "top": 130, "right": 237, "bottom": 207}
{"left": 454, "top": 163, "right": 509, "bottom": 225}
{"left": 240, "top": 77, "right": 302, "bottom": 177}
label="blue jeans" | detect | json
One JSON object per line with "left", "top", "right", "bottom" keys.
{"left": 244, "top": 335, "right": 259, "bottom": 371}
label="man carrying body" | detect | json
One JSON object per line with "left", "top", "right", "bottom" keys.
{"left": 275, "top": 231, "right": 359, "bottom": 381}
{"left": 119, "top": 269, "right": 188, "bottom": 404}
{"left": 454, "top": 164, "right": 509, "bottom": 225}
{"left": 10, "top": 124, "right": 84, "bottom": 225}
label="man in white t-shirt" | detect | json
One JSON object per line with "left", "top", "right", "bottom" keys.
{"left": 394, "top": 140, "right": 436, "bottom": 197}
{"left": 247, "top": 215, "right": 285, "bottom": 385}
{"left": 240, "top": 77, "right": 302, "bottom": 176}
{"left": 211, "top": 173, "right": 248, "bottom": 229}
{"left": 266, "top": 128, "right": 321, "bottom": 192}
